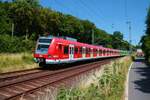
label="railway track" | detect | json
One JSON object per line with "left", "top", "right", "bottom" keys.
{"left": 0, "top": 58, "right": 116, "bottom": 100}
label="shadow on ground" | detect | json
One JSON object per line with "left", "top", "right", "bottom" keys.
{"left": 133, "top": 58, "right": 150, "bottom": 93}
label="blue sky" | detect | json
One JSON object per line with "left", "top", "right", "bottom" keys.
{"left": 40, "top": 0, "right": 150, "bottom": 45}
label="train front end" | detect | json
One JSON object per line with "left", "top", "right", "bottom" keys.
{"left": 34, "top": 36, "right": 53, "bottom": 64}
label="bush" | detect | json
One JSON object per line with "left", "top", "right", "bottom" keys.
{"left": 131, "top": 55, "right": 136, "bottom": 61}
{"left": 0, "top": 34, "right": 35, "bottom": 53}
{"left": 57, "top": 58, "right": 132, "bottom": 100}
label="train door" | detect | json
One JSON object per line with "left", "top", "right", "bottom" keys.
{"left": 97, "top": 49, "right": 99, "bottom": 57}
{"left": 82, "top": 47, "right": 86, "bottom": 58}
{"left": 90, "top": 48, "right": 93, "bottom": 58}
{"left": 69, "top": 45, "right": 74, "bottom": 60}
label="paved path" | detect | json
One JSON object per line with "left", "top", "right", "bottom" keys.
{"left": 128, "top": 58, "right": 150, "bottom": 100}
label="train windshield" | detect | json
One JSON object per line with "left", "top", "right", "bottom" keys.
{"left": 39, "top": 39, "right": 52, "bottom": 43}
{"left": 36, "top": 44, "right": 49, "bottom": 54}
{"left": 37, "top": 45, "right": 49, "bottom": 50}
{"left": 35, "top": 38, "right": 52, "bottom": 54}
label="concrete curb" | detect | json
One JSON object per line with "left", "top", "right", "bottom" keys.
{"left": 125, "top": 62, "right": 133, "bottom": 100}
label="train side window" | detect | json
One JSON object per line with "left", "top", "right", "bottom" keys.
{"left": 103, "top": 50, "right": 105, "bottom": 55}
{"left": 95, "top": 49, "right": 97, "bottom": 54}
{"left": 94, "top": 49, "right": 96, "bottom": 54}
{"left": 75, "top": 47, "right": 78, "bottom": 54}
{"left": 93, "top": 49, "right": 95, "bottom": 53}
{"left": 82, "top": 47, "right": 86, "bottom": 54}
{"left": 88, "top": 48, "right": 91, "bottom": 54}
{"left": 99, "top": 50, "right": 102, "bottom": 54}
{"left": 86, "top": 48, "right": 88, "bottom": 54}
{"left": 58, "top": 44, "right": 62, "bottom": 50}
{"left": 64, "top": 46, "right": 69, "bottom": 54}
{"left": 80, "top": 47, "right": 82, "bottom": 54}
{"left": 86, "top": 48, "right": 90, "bottom": 54}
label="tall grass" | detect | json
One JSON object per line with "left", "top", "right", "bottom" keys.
{"left": 56, "top": 57, "right": 132, "bottom": 100}
{"left": 0, "top": 53, "right": 38, "bottom": 73}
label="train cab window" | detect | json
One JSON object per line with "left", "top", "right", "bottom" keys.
{"left": 37, "top": 44, "right": 49, "bottom": 50}
{"left": 64, "top": 46, "right": 69, "bottom": 54}
{"left": 39, "top": 39, "right": 52, "bottom": 43}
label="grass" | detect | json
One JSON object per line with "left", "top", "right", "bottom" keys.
{"left": 56, "top": 57, "right": 132, "bottom": 100}
{"left": 0, "top": 53, "right": 38, "bottom": 73}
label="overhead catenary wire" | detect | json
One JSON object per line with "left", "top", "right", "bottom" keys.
{"left": 124, "top": 0, "right": 132, "bottom": 52}
{"left": 53, "top": 0, "right": 73, "bottom": 14}
{"left": 80, "top": 0, "right": 107, "bottom": 25}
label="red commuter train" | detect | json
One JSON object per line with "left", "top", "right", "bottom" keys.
{"left": 34, "top": 36, "right": 128, "bottom": 64}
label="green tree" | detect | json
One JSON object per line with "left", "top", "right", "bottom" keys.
{"left": 146, "top": 7, "right": 150, "bottom": 35}
{"left": 0, "top": 2, "right": 12, "bottom": 35}
{"left": 141, "top": 7, "right": 150, "bottom": 62}
{"left": 113, "top": 31, "right": 123, "bottom": 40}
{"left": 0, "top": 0, "right": 131, "bottom": 53}
{"left": 9, "top": 0, "right": 40, "bottom": 39}
{"left": 80, "top": 20, "right": 95, "bottom": 43}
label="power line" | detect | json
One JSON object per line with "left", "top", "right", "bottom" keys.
{"left": 124, "top": 0, "right": 132, "bottom": 52}
{"left": 54, "top": 0, "right": 73, "bottom": 14}
{"left": 90, "top": 0, "right": 107, "bottom": 22}
{"left": 126, "top": 21, "right": 132, "bottom": 53}
{"left": 53, "top": 0, "right": 108, "bottom": 28}
{"left": 79, "top": 0, "right": 106, "bottom": 25}
{"left": 54, "top": 0, "right": 95, "bottom": 22}
{"left": 124, "top": 0, "right": 128, "bottom": 23}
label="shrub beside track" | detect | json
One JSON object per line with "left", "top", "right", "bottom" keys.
{"left": 57, "top": 57, "right": 132, "bottom": 100}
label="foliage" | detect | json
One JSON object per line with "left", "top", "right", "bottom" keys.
{"left": 0, "top": 0, "right": 131, "bottom": 53}
{"left": 141, "top": 7, "right": 150, "bottom": 63}
{"left": 0, "top": 34, "right": 35, "bottom": 53}
{"left": 57, "top": 58, "right": 132, "bottom": 100}
{"left": 0, "top": 2, "right": 12, "bottom": 35}
{"left": 0, "top": 53, "right": 38, "bottom": 73}
{"left": 113, "top": 31, "right": 123, "bottom": 40}
{"left": 111, "top": 31, "right": 130, "bottom": 50}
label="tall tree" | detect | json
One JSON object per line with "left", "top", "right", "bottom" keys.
{"left": 0, "top": 2, "right": 12, "bottom": 35}
{"left": 9, "top": 0, "right": 40, "bottom": 39}
{"left": 141, "top": 7, "right": 150, "bottom": 62}
{"left": 113, "top": 31, "right": 123, "bottom": 40}
{"left": 146, "top": 7, "right": 150, "bottom": 35}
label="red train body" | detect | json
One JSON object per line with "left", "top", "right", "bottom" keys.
{"left": 34, "top": 36, "right": 121, "bottom": 64}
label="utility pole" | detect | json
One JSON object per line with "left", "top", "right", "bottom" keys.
{"left": 11, "top": 23, "right": 14, "bottom": 39}
{"left": 92, "top": 29, "right": 94, "bottom": 44}
{"left": 126, "top": 21, "right": 132, "bottom": 53}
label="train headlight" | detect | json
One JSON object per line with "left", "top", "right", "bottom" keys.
{"left": 39, "top": 55, "right": 43, "bottom": 57}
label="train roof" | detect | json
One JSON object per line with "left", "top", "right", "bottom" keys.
{"left": 52, "top": 37, "right": 119, "bottom": 51}
{"left": 38, "top": 36, "right": 123, "bottom": 52}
